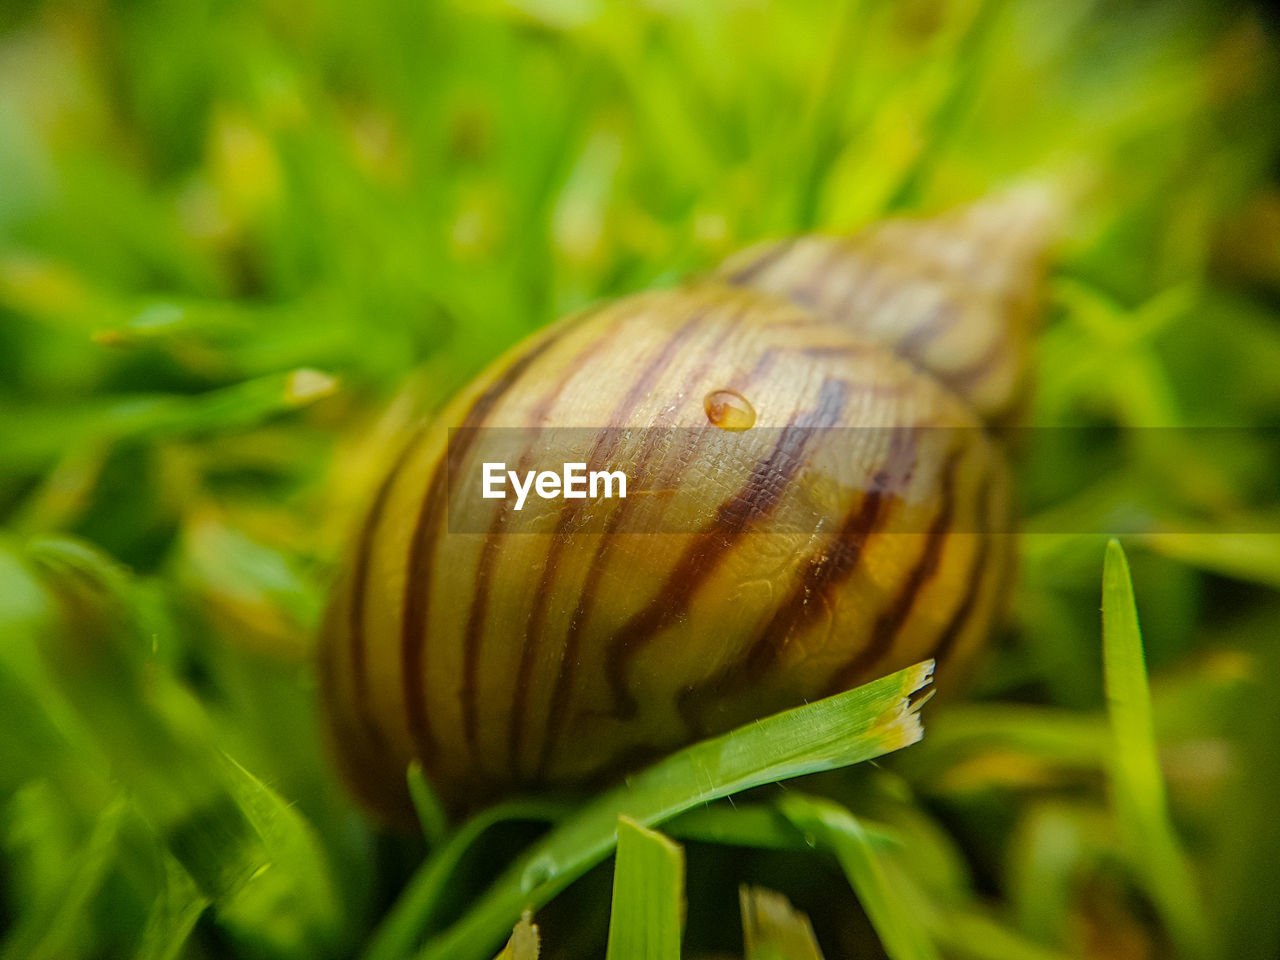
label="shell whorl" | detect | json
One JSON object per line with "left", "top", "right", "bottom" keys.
{"left": 718, "top": 185, "right": 1056, "bottom": 426}
{"left": 319, "top": 192, "right": 1050, "bottom": 824}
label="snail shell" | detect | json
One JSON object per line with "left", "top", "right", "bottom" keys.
{"left": 319, "top": 190, "right": 1053, "bottom": 823}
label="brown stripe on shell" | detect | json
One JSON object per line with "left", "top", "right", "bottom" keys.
{"left": 527, "top": 453, "right": 659, "bottom": 779}
{"left": 734, "top": 229, "right": 1031, "bottom": 431}
{"left": 346, "top": 423, "right": 428, "bottom": 760}
{"left": 782, "top": 240, "right": 857, "bottom": 312}
{"left": 596, "top": 376, "right": 851, "bottom": 725}
{"left": 799, "top": 344, "right": 879, "bottom": 359}
{"left": 535, "top": 373, "right": 853, "bottom": 778}
{"left": 458, "top": 502, "right": 509, "bottom": 756}
{"left": 764, "top": 317, "right": 833, "bottom": 329}
{"left": 317, "top": 579, "right": 403, "bottom": 817}
{"left": 897, "top": 296, "right": 964, "bottom": 358}
{"left": 725, "top": 238, "right": 798, "bottom": 286}
{"left": 800, "top": 235, "right": 927, "bottom": 339}
{"left": 519, "top": 302, "right": 764, "bottom": 775}
{"left": 819, "top": 446, "right": 962, "bottom": 697}
{"left": 453, "top": 316, "right": 627, "bottom": 766}
{"left": 825, "top": 238, "right": 895, "bottom": 321}
{"left": 674, "top": 424, "right": 918, "bottom": 735}
{"left": 511, "top": 304, "right": 726, "bottom": 773}
{"left": 926, "top": 472, "right": 994, "bottom": 669}
{"left": 399, "top": 319, "right": 581, "bottom": 764}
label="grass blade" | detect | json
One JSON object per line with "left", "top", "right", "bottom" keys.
{"left": 928, "top": 909, "right": 1074, "bottom": 960}
{"left": 363, "top": 800, "right": 570, "bottom": 960}
{"left": 668, "top": 802, "right": 895, "bottom": 854}
{"left": 1101, "top": 539, "right": 1208, "bottom": 959}
{"left": 1211, "top": 614, "right": 1280, "bottom": 960}
{"left": 740, "top": 886, "right": 825, "bottom": 960}
{"left": 492, "top": 913, "right": 539, "bottom": 960}
{"left": 414, "top": 660, "right": 934, "bottom": 960}
{"left": 605, "top": 818, "right": 684, "bottom": 960}
{"left": 407, "top": 762, "right": 451, "bottom": 849}
{"left": 132, "top": 848, "right": 210, "bottom": 960}
{"left": 778, "top": 795, "right": 939, "bottom": 960}
{"left": 0, "top": 797, "right": 127, "bottom": 960}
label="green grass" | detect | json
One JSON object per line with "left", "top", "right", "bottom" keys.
{"left": 2, "top": 0, "right": 1280, "bottom": 957}
{"left": 605, "top": 818, "right": 684, "bottom": 960}
{"left": 1102, "top": 540, "right": 1207, "bottom": 960}
{"left": 406, "top": 663, "right": 932, "bottom": 960}
{"left": 778, "top": 795, "right": 939, "bottom": 960}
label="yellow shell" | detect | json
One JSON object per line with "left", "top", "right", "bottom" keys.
{"left": 318, "top": 190, "right": 1051, "bottom": 823}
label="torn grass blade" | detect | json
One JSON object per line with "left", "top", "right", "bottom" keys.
{"left": 740, "top": 886, "right": 825, "bottom": 960}
{"left": 492, "top": 913, "right": 539, "bottom": 960}
{"left": 413, "top": 660, "right": 934, "bottom": 960}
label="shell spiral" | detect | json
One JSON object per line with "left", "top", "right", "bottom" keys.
{"left": 319, "top": 189, "right": 1054, "bottom": 824}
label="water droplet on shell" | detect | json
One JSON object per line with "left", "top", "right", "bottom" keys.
{"left": 704, "top": 389, "right": 756, "bottom": 430}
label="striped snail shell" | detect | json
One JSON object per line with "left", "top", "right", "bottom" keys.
{"left": 319, "top": 188, "right": 1054, "bottom": 824}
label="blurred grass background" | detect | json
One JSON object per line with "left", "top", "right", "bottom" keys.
{"left": 2, "top": 0, "right": 1280, "bottom": 957}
